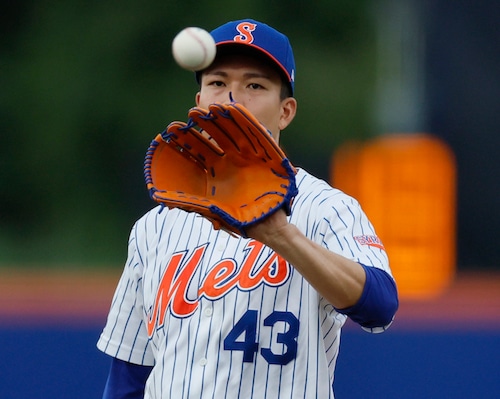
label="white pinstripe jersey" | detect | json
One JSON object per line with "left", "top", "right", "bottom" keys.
{"left": 97, "top": 168, "right": 392, "bottom": 399}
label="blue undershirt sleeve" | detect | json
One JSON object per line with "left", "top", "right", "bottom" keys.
{"left": 102, "top": 357, "right": 153, "bottom": 399}
{"left": 336, "top": 264, "right": 399, "bottom": 333}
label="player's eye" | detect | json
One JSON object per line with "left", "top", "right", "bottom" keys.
{"left": 208, "top": 80, "right": 225, "bottom": 87}
{"left": 248, "top": 83, "right": 264, "bottom": 90}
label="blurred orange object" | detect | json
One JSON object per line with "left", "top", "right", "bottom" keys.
{"left": 331, "top": 134, "right": 456, "bottom": 299}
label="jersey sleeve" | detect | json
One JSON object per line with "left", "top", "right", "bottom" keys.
{"left": 320, "top": 194, "right": 392, "bottom": 275}
{"left": 318, "top": 193, "right": 398, "bottom": 331}
{"left": 97, "top": 221, "right": 155, "bottom": 366}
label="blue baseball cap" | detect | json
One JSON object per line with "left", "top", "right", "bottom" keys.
{"left": 201, "top": 19, "right": 296, "bottom": 95}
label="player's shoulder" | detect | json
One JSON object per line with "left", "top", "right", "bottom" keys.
{"left": 136, "top": 204, "right": 163, "bottom": 221}
{"left": 295, "top": 168, "right": 358, "bottom": 205}
{"left": 133, "top": 205, "right": 171, "bottom": 231}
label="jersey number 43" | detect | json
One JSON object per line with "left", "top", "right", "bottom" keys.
{"left": 223, "top": 310, "right": 300, "bottom": 365}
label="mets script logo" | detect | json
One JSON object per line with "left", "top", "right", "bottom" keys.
{"left": 234, "top": 22, "right": 257, "bottom": 44}
{"left": 147, "top": 240, "right": 290, "bottom": 337}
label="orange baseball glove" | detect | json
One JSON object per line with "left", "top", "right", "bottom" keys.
{"left": 144, "top": 102, "right": 297, "bottom": 237}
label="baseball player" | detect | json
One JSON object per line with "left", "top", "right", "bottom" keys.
{"left": 97, "top": 19, "right": 398, "bottom": 399}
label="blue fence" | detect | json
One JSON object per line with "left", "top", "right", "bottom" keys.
{"left": 1, "top": 324, "right": 499, "bottom": 399}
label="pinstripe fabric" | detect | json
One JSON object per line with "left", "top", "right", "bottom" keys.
{"left": 97, "top": 168, "right": 391, "bottom": 398}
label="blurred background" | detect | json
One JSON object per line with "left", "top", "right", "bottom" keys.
{"left": 1, "top": 0, "right": 498, "bottom": 398}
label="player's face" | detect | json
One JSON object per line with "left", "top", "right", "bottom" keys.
{"left": 196, "top": 54, "right": 296, "bottom": 142}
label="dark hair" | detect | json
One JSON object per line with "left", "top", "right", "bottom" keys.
{"left": 280, "top": 78, "right": 293, "bottom": 100}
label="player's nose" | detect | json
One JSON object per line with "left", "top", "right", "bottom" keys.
{"left": 224, "top": 86, "right": 245, "bottom": 105}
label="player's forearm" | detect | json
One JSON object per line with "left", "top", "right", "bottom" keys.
{"left": 260, "top": 222, "right": 367, "bottom": 309}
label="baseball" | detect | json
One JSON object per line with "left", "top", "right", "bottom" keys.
{"left": 172, "top": 27, "right": 217, "bottom": 71}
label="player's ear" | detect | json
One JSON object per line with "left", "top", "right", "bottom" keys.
{"left": 278, "top": 97, "right": 297, "bottom": 131}
{"left": 195, "top": 92, "right": 201, "bottom": 106}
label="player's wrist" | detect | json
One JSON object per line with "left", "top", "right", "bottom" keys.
{"left": 246, "top": 208, "right": 291, "bottom": 244}
{"left": 263, "top": 220, "right": 302, "bottom": 253}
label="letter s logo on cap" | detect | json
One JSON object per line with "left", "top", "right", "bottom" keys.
{"left": 234, "top": 22, "right": 257, "bottom": 44}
